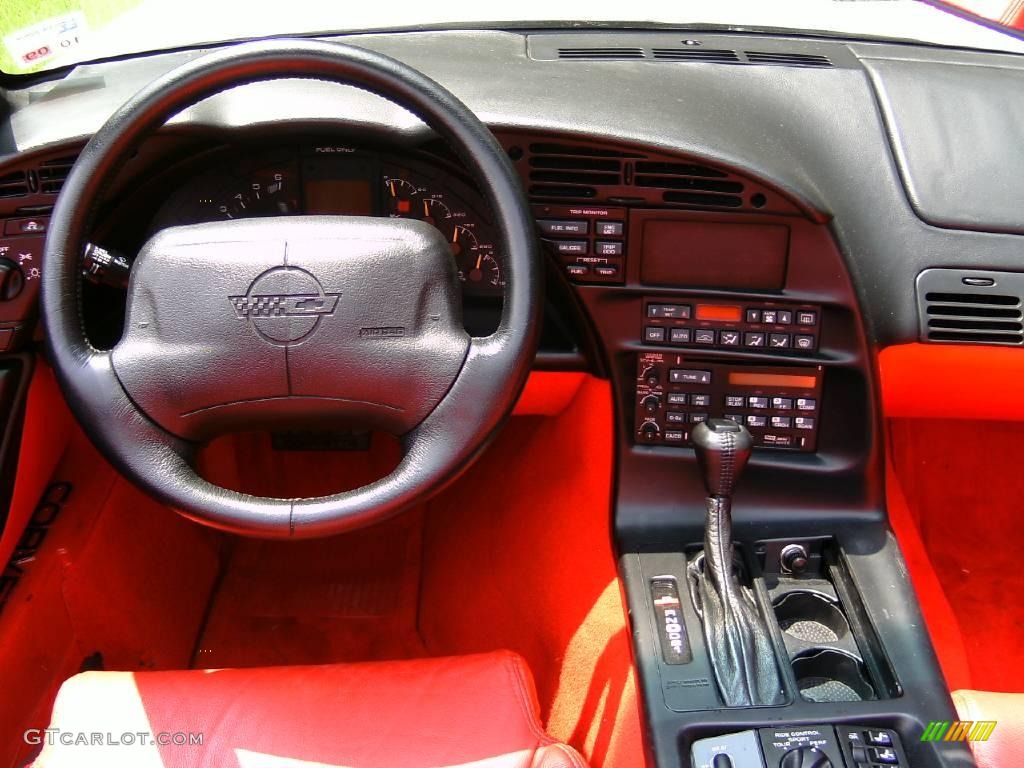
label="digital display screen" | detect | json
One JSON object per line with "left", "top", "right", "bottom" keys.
{"left": 305, "top": 179, "right": 373, "bottom": 215}
{"left": 728, "top": 372, "right": 818, "bottom": 389}
{"left": 696, "top": 304, "right": 742, "bottom": 322}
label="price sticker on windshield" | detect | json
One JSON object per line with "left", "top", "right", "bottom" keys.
{"left": 3, "top": 12, "right": 88, "bottom": 69}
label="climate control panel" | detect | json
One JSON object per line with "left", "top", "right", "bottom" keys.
{"left": 643, "top": 298, "right": 821, "bottom": 354}
{"left": 634, "top": 352, "right": 823, "bottom": 451}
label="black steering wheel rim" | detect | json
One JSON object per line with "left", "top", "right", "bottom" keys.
{"left": 41, "top": 38, "right": 541, "bottom": 538}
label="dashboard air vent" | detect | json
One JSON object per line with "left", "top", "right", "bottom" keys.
{"left": 527, "top": 142, "right": 629, "bottom": 197}
{"left": 652, "top": 48, "right": 740, "bottom": 63}
{"left": 557, "top": 47, "right": 645, "bottom": 60}
{"left": 745, "top": 51, "right": 833, "bottom": 68}
{"left": 917, "top": 269, "right": 1024, "bottom": 346}
{"left": 38, "top": 155, "right": 77, "bottom": 195}
{"left": 635, "top": 160, "right": 745, "bottom": 208}
{"left": 0, "top": 170, "right": 29, "bottom": 199}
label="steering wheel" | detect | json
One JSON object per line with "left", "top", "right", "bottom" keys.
{"left": 41, "top": 39, "right": 541, "bottom": 538}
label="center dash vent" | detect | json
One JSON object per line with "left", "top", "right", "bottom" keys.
{"left": 652, "top": 48, "right": 741, "bottom": 64}
{"left": 38, "top": 155, "right": 78, "bottom": 195}
{"left": 744, "top": 51, "right": 833, "bottom": 68}
{"left": 557, "top": 47, "right": 645, "bottom": 60}
{"left": 0, "top": 170, "right": 29, "bottom": 199}
{"left": 634, "top": 160, "right": 745, "bottom": 208}
{"left": 917, "top": 269, "right": 1024, "bottom": 346}
{"left": 526, "top": 142, "right": 636, "bottom": 199}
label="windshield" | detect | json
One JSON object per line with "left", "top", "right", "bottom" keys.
{"left": 2, "top": 0, "right": 1023, "bottom": 76}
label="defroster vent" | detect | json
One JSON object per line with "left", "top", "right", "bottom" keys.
{"left": 917, "top": 269, "right": 1024, "bottom": 346}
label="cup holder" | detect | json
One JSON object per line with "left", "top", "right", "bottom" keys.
{"left": 774, "top": 591, "right": 850, "bottom": 644}
{"left": 792, "top": 649, "right": 874, "bottom": 702}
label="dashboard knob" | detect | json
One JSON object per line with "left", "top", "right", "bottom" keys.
{"left": 640, "top": 422, "right": 660, "bottom": 441}
{"left": 642, "top": 365, "right": 661, "bottom": 387}
{"left": 779, "top": 747, "right": 833, "bottom": 768}
{"left": 642, "top": 395, "right": 661, "bottom": 413}
{"left": 0, "top": 259, "right": 24, "bottom": 301}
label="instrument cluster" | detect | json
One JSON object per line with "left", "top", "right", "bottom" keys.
{"left": 149, "top": 146, "right": 504, "bottom": 296}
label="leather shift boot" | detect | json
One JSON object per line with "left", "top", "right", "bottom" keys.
{"left": 688, "top": 496, "right": 784, "bottom": 707}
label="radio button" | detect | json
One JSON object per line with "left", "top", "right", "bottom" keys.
{"left": 746, "top": 415, "right": 768, "bottom": 428}
{"left": 796, "top": 398, "right": 817, "bottom": 411}
{"left": 664, "top": 430, "right": 685, "bottom": 443}
{"left": 724, "top": 414, "right": 744, "bottom": 425}
{"left": 770, "top": 416, "right": 792, "bottom": 428}
{"left": 669, "top": 328, "right": 692, "bottom": 343}
{"left": 666, "top": 411, "right": 687, "bottom": 424}
{"left": 748, "top": 396, "right": 770, "bottom": 409}
{"left": 596, "top": 220, "right": 624, "bottom": 236}
{"left": 670, "top": 369, "right": 711, "bottom": 385}
{"left": 762, "top": 433, "right": 794, "bottom": 447}
{"left": 537, "top": 219, "right": 588, "bottom": 236}
{"left": 771, "top": 397, "right": 793, "bottom": 410}
{"left": 694, "top": 329, "right": 716, "bottom": 345}
{"left": 644, "top": 326, "right": 666, "bottom": 343}
{"left": 667, "top": 393, "right": 688, "bottom": 405}
{"left": 794, "top": 416, "right": 816, "bottom": 430}
{"left": 690, "top": 394, "right": 711, "bottom": 407}
{"left": 690, "top": 413, "right": 709, "bottom": 424}
{"left": 725, "top": 395, "right": 745, "bottom": 408}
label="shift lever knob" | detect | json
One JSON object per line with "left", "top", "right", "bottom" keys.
{"left": 692, "top": 419, "right": 753, "bottom": 498}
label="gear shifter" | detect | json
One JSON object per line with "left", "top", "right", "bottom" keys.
{"left": 688, "top": 419, "right": 784, "bottom": 707}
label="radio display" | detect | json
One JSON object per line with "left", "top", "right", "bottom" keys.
{"left": 728, "top": 372, "right": 818, "bottom": 389}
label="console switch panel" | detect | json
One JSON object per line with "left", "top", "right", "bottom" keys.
{"left": 691, "top": 726, "right": 908, "bottom": 768}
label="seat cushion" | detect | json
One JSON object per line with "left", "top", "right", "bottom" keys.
{"left": 32, "top": 651, "right": 588, "bottom": 768}
{"left": 952, "top": 689, "right": 1024, "bottom": 768}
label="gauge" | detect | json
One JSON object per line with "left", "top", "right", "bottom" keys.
{"left": 150, "top": 157, "right": 300, "bottom": 229}
{"left": 384, "top": 170, "right": 504, "bottom": 296}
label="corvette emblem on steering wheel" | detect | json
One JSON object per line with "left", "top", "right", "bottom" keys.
{"left": 230, "top": 266, "right": 340, "bottom": 346}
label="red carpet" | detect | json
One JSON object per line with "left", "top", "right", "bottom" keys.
{"left": 890, "top": 418, "right": 1024, "bottom": 693}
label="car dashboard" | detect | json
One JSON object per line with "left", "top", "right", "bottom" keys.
{"left": 2, "top": 25, "right": 1024, "bottom": 768}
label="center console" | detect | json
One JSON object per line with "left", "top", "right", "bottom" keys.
{"left": 498, "top": 132, "right": 974, "bottom": 768}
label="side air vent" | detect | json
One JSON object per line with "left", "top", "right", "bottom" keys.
{"left": 0, "top": 170, "right": 30, "bottom": 199}
{"left": 38, "top": 155, "right": 77, "bottom": 194}
{"left": 652, "top": 48, "right": 740, "bottom": 63}
{"left": 527, "top": 142, "right": 630, "bottom": 198}
{"left": 557, "top": 47, "right": 645, "bottom": 60}
{"left": 917, "top": 269, "right": 1024, "bottom": 345}
{"left": 745, "top": 51, "right": 833, "bottom": 68}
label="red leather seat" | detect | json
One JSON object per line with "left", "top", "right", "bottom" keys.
{"left": 953, "top": 689, "right": 1024, "bottom": 768}
{"left": 32, "top": 651, "right": 588, "bottom": 768}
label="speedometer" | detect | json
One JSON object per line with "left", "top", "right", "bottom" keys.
{"left": 384, "top": 171, "right": 504, "bottom": 296}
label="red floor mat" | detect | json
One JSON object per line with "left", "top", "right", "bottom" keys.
{"left": 890, "top": 418, "right": 1024, "bottom": 693}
